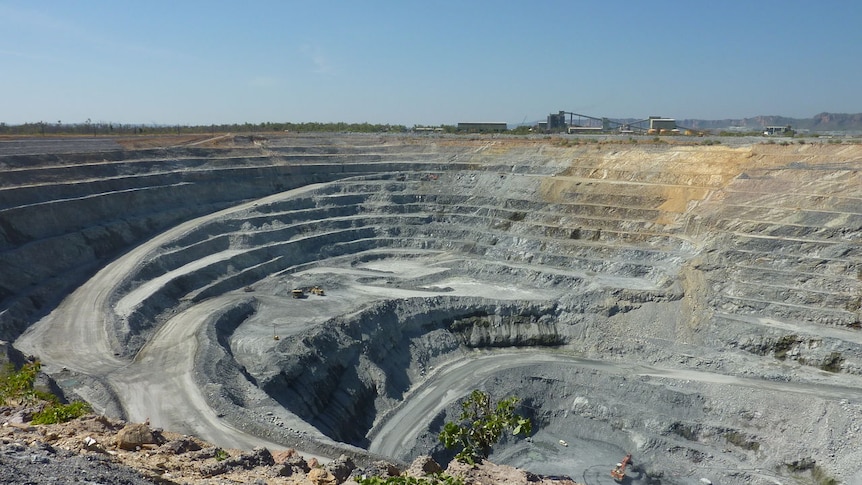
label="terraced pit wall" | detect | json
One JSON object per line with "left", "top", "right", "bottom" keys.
{"left": 3, "top": 135, "right": 862, "bottom": 484}
{"left": 0, "top": 138, "right": 464, "bottom": 340}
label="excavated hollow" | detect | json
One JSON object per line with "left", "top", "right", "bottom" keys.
{"left": 4, "top": 135, "right": 862, "bottom": 484}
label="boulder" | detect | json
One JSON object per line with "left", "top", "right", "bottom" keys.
{"left": 189, "top": 446, "right": 220, "bottom": 460}
{"left": 276, "top": 463, "right": 295, "bottom": 477}
{"left": 283, "top": 453, "right": 311, "bottom": 473}
{"left": 405, "top": 455, "right": 442, "bottom": 477}
{"left": 116, "top": 423, "right": 155, "bottom": 450}
{"left": 159, "top": 437, "right": 202, "bottom": 455}
{"left": 271, "top": 448, "right": 297, "bottom": 464}
{"left": 82, "top": 436, "right": 107, "bottom": 454}
{"left": 325, "top": 454, "right": 356, "bottom": 482}
{"left": 308, "top": 467, "right": 337, "bottom": 485}
{"left": 200, "top": 447, "right": 275, "bottom": 478}
{"left": 200, "top": 460, "right": 230, "bottom": 478}
{"left": 359, "top": 460, "right": 401, "bottom": 478}
{"left": 235, "top": 447, "right": 274, "bottom": 469}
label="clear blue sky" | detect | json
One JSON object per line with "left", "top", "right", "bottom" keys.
{"left": 2, "top": 1, "right": 860, "bottom": 126}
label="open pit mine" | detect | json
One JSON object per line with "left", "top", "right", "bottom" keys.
{"left": 2, "top": 134, "right": 862, "bottom": 485}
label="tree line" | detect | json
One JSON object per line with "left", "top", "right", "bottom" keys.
{"left": 0, "top": 120, "right": 409, "bottom": 136}
{"left": 0, "top": 121, "right": 538, "bottom": 137}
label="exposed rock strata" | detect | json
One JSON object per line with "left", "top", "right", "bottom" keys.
{"left": 4, "top": 135, "right": 862, "bottom": 484}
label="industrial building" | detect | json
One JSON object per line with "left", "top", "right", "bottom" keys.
{"left": 763, "top": 125, "right": 794, "bottom": 136}
{"left": 648, "top": 117, "right": 677, "bottom": 132}
{"left": 547, "top": 112, "right": 568, "bottom": 132}
{"left": 543, "top": 110, "right": 680, "bottom": 135}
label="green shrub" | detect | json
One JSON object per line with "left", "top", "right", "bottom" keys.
{"left": 32, "top": 401, "right": 92, "bottom": 424}
{"left": 438, "top": 390, "right": 531, "bottom": 464}
{"left": 0, "top": 361, "right": 41, "bottom": 405}
{"left": 2, "top": 360, "right": 92, "bottom": 424}
{"left": 358, "top": 473, "right": 464, "bottom": 485}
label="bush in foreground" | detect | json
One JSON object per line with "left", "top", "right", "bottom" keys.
{"left": 439, "top": 390, "right": 531, "bottom": 464}
{"left": 358, "top": 473, "right": 464, "bottom": 485}
{"left": 1, "top": 360, "right": 91, "bottom": 424}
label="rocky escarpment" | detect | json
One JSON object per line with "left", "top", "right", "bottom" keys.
{"left": 0, "top": 406, "right": 579, "bottom": 485}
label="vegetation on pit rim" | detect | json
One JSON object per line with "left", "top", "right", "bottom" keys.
{"left": 1, "top": 361, "right": 91, "bottom": 424}
{"left": 358, "top": 390, "right": 530, "bottom": 485}
{"left": 1, "top": 361, "right": 47, "bottom": 405}
{"left": 0, "top": 121, "right": 410, "bottom": 136}
{"left": 438, "top": 390, "right": 531, "bottom": 465}
{"left": 357, "top": 473, "right": 464, "bottom": 485}
{"left": 32, "top": 401, "right": 92, "bottom": 425}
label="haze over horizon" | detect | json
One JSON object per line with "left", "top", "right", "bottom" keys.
{"left": 2, "top": 0, "right": 860, "bottom": 127}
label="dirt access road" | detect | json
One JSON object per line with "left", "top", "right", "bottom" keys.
{"left": 15, "top": 185, "right": 329, "bottom": 449}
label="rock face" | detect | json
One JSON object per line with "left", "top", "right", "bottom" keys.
{"left": 0, "top": 339, "right": 27, "bottom": 368}
{"left": 5, "top": 135, "right": 862, "bottom": 484}
{"left": 7, "top": 406, "right": 563, "bottom": 485}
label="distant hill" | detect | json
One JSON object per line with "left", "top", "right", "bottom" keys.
{"left": 524, "top": 112, "right": 862, "bottom": 134}
{"left": 677, "top": 112, "right": 862, "bottom": 133}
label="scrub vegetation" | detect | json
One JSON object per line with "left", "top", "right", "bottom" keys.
{"left": 0, "top": 361, "right": 91, "bottom": 424}
{"left": 438, "top": 390, "right": 532, "bottom": 465}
